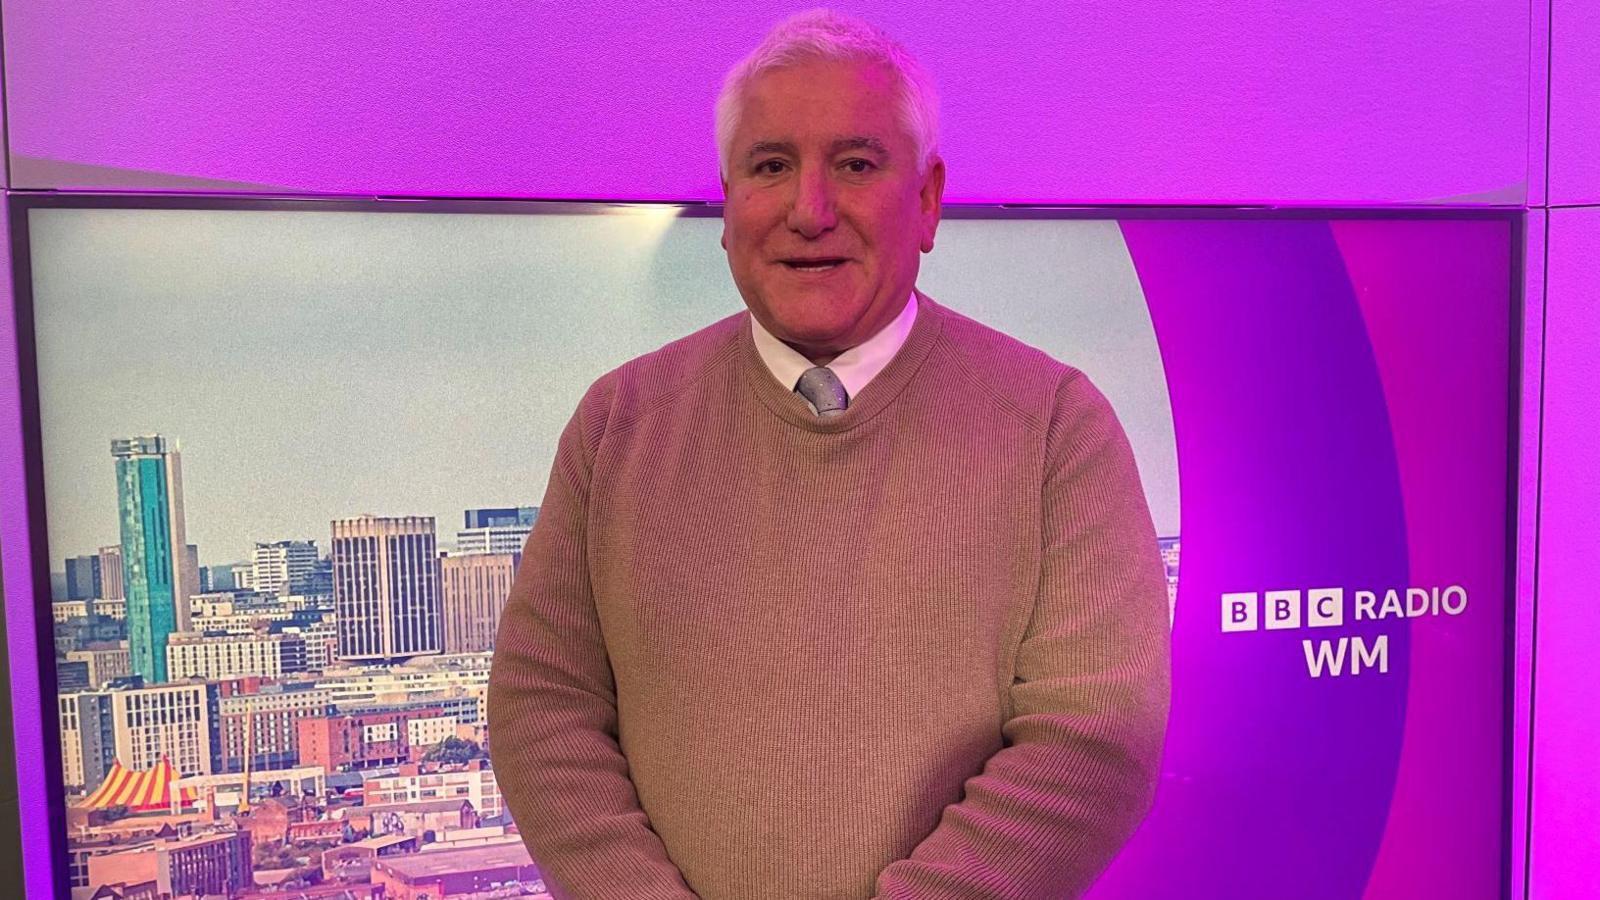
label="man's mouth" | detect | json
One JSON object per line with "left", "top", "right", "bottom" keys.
{"left": 780, "top": 257, "right": 849, "bottom": 272}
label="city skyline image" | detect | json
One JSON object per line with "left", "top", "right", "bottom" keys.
{"left": 31, "top": 207, "right": 1178, "bottom": 572}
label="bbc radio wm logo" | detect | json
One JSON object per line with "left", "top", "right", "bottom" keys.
{"left": 1221, "top": 586, "right": 1469, "bottom": 679}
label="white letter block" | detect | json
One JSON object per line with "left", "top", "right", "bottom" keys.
{"left": 1265, "top": 590, "right": 1302, "bottom": 630}
{"left": 1308, "top": 588, "right": 1344, "bottom": 628}
{"left": 1222, "top": 592, "right": 1258, "bottom": 633}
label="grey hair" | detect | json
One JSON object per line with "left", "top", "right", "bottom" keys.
{"left": 715, "top": 8, "right": 940, "bottom": 180}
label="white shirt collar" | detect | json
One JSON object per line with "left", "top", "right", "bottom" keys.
{"left": 749, "top": 292, "right": 919, "bottom": 405}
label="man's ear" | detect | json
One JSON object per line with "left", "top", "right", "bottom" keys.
{"left": 919, "top": 156, "right": 946, "bottom": 254}
{"left": 720, "top": 175, "right": 730, "bottom": 250}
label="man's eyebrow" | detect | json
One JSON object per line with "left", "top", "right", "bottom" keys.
{"left": 744, "top": 141, "right": 795, "bottom": 161}
{"left": 831, "top": 137, "right": 889, "bottom": 156}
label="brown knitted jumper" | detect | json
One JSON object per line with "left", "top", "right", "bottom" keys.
{"left": 487, "top": 293, "right": 1171, "bottom": 899}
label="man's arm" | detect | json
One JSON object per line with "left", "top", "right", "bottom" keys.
{"left": 487, "top": 379, "right": 699, "bottom": 900}
{"left": 873, "top": 371, "right": 1172, "bottom": 899}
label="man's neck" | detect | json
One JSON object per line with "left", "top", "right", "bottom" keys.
{"left": 792, "top": 348, "right": 840, "bottom": 367}
{"left": 748, "top": 291, "right": 920, "bottom": 402}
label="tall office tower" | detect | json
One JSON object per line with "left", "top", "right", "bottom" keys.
{"left": 97, "top": 544, "right": 125, "bottom": 601}
{"left": 455, "top": 505, "right": 539, "bottom": 555}
{"left": 332, "top": 515, "right": 442, "bottom": 662}
{"left": 65, "top": 555, "right": 102, "bottom": 601}
{"left": 112, "top": 435, "right": 196, "bottom": 683}
{"left": 439, "top": 552, "right": 520, "bottom": 654}
{"left": 252, "top": 540, "right": 320, "bottom": 596}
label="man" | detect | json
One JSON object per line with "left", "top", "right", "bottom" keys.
{"left": 488, "top": 9, "right": 1170, "bottom": 899}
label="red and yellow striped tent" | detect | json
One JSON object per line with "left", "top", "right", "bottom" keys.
{"left": 78, "top": 757, "right": 199, "bottom": 812}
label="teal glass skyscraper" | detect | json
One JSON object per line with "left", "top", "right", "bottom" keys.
{"left": 112, "top": 435, "right": 194, "bottom": 683}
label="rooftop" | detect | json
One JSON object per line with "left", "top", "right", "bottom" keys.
{"left": 357, "top": 799, "right": 473, "bottom": 816}
{"left": 373, "top": 841, "right": 536, "bottom": 879}
{"left": 349, "top": 833, "right": 417, "bottom": 850}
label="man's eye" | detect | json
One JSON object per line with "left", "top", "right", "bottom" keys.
{"left": 842, "top": 159, "right": 875, "bottom": 174}
{"left": 755, "top": 159, "right": 787, "bottom": 175}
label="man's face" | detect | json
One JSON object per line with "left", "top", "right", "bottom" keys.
{"left": 721, "top": 58, "right": 945, "bottom": 361}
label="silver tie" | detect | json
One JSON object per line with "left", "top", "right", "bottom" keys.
{"left": 795, "top": 366, "right": 849, "bottom": 417}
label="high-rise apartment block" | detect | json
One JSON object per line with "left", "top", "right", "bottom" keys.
{"left": 332, "top": 515, "right": 442, "bottom": 662}
{"left": 68, "top": 682, "right": 214, "bottom": 781}
{"left": 440, "top": 552, "right": 519, "bottom": 654}
{"left": 112, "top": 435, "right": 196, "bottom": 683}
{"left": 58, "top": 692, "right": 117, "bottom": 792}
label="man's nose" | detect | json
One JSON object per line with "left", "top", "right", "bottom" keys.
{"left": 785, "top": 166, "right": 837, "bottom": 238}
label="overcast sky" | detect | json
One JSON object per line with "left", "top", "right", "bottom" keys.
{"left": 29, "top": 206, "right": 1178, "bottom": 569}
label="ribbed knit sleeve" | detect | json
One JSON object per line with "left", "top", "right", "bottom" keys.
{"left": 487, "top": 377, "right": 700, "bottom": 900}
{"left": 872, "top": 370, "right": 1172, "bottom": 899}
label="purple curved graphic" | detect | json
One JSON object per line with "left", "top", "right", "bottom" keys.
{"left": 1093, "top": 220, "right": 1414, "bottom": 898}
{"left": 1331, "top": 220, "right": 1511, "bottom": 899}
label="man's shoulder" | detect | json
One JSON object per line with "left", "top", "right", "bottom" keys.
{"left": 924, "top": 297, "right": 1085, "bottom": 429}
{"left": 577, "top": 309, "right": 747, "bottom": 430}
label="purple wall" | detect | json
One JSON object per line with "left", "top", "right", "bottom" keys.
{"left": 1527, "top": 3, "right": 1600, "bottom": 897}
{"left": 1529, "top": 206, "right": 1600, "bottom": 900}
{"left": 1549, "top": 1, "right": 1600, "bottom": 204}
{"left": 4, "top": 1, "right": 1529, "bottom": 204}
{"left": 0, "top": 87, "right": 43, "bottom": 897}
{"left": 2, "top": 2, "right": 1594, "bottom": 897}
{"left": 0, "top": 230, "right": 31, "bottom": 896}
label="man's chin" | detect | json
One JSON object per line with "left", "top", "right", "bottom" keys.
{"left": 759, "top": 306, "right": 863, "bottom": 349}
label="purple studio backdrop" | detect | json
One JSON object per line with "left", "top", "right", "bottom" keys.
{"left": 1095, "top": 217, "right": 1512, "bottom": 898}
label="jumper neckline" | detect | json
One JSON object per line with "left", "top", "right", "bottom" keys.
{"left": 738, "top": 290, "right": 947, "bottom": 434}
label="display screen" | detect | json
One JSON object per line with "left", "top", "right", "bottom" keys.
{"left": 9, "top": 198, "right": 1514, "bottom": 898}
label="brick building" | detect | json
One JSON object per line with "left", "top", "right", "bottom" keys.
{"left": 296, "top": 705, "right": 452, "bottom": 771}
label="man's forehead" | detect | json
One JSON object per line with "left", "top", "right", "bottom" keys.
{"left": 729, "top": 58, "right": 913, "bottom": 163}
